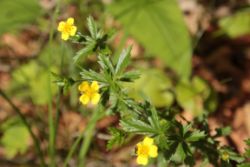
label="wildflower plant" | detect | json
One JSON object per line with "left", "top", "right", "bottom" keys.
{"left": 1, "top": 15, "right": 248, "bottom": 167}
{"left": 51, "top": 16, "right": 250, "bottom": 167}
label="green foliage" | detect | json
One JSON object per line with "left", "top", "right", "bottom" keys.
{"left": 0, "top": 0, "right": 41, "bottom": 35}
{"left": 215, "top": 126, "right": 232, "bottom": 137}
{"left": 219, "top": 9, "right": 250, "bottom": 38}
{"left": 176, "top": 76, "right": 217, "bottom": 116}
{"left": 115, "top": 46, "right": 132, "bottom": 75}
{"left": 107, "top": 0, "right": 192, "bottom": 78}
{"left": 10, "top": 43, "right": 73, "bottom": 105}
{"left": 0, "top": 117, "right": 30, "bottom": 158}
{"left": 73, "top": 16, "right": 112, "bottom": 62}
{"left": 124, "top": 69, "right": 174, "bottom": 107}
{"left": 107, "top": 127, "right": 126, "bottom": 150}
{"left": 63, "top": 16, "right": 249, "bottom": 166}
{"left": 243, "top": 139, "right": 250, "bottom": 159}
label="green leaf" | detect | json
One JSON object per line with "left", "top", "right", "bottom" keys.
{"left": 176, "top": 77, "right": 212, "bottom": 116}
{"left": 11, "top": 61, "right": 58, "bottom": 105}
{"left": 238, "top": 163, "right": 250, "bottom": 167}
{"left": 0, "top": 0, "right": 41, "bottom": 35}
{"left": 115, "top": 46, "right": 132, "bottom": 75}
{"left": 1, "top": 117, "right": 30, "bottom": 158}
{"left": 98, "top": 54, "right": 115, "bottom": 75}
{"left": 219, "top": 9, "right": 250, "bottom": 38}
{"left": 215, "top": 126, "right": 231, "bottom": 137}
{"left": 107, "top": 127, "right": 126, "bottom": 150}
{"left": 118, "top": 70, "right": 140, "bottom": 82}
{"left": 120, "top": 118, "right": 157, "bottom": 135}
{"left": 186, "top": 130, "right": 206, "bottom": 142}
{"left": 107, "top": 0, "right": 192, "bottom": 78}
{"left": 175, "top": 144, "right": 186, "bottom": 162}
{"left": 87, "top": 16, "right": 98, "bottom": 39}
{"left": 80, "top": 69, "right": 107, "bottom": 83}
{"left": 124, "top": 69, "right": 174, "bottom": 107}
{"left": 73, "top": 40, "right": 96, "bottom": 62}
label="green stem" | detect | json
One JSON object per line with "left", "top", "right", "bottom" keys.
{"left": 78, "top": 106, "right": 104, "bottom": 167}
{"left": 47, "top": 1, "right": 60, "bottom": 166}
{"left": 0, "top": 89, "right": 46, "bottom": 167}
{"left": 63, "top": 130, "right": 83, "bottom": 167}
{"left": 63, "top": 106, "right": 104, "bottom": 167}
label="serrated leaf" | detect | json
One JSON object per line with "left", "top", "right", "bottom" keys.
{"left": 98, "top": 54, "right": 115, "bottom": 74}
{"left": 87, "top": 16, "right": 98, "bottom": 39}
{"left": 120, "top": 118, "right": 157, "bottom": 135}
{"left": 80, "top": 69, "right": 107, "bottom": 83}
{"left": 73, "top": 40, "right": 96, "bottom": 62}
{"left": 115, "top": 46, "right": 132, "bottom": 75}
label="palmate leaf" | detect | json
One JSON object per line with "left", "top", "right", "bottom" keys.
{"left": 120, "top": 118, "right": 157, "bottom": 135}
{"left": 107, "top": 0, "right": 192, "bottom": 78}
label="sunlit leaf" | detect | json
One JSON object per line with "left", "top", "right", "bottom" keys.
{"left": 219, "top": 9, "right": 250, "bottom": 38}
{"left": 108, "top": 0, "right": 192, "bottom": 78}
{"left": 1, "top": 117, "right": 30, "bottom": 159}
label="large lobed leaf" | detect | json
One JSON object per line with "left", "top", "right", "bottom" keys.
{"left": 107, "top": 0, "right": 192, "bottom": 78}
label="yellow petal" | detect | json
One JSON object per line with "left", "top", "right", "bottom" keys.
{"left": 78, "top": 81, "right": 90, "bottom": 92}
{"left": 149, "top": 145, "right": 158, "bottom": 158}
{"left": 90, "top": 81, "right": 99, "bottom": 91}
{"left": 61, "top": 33, "right": 69, "bottom": 40}
{"left": 143, "top": 137, "right": 154, "bottom": 146}
{"left": 70, "top": 26, "right": 77, "bottom": 36}
{"left": 67, "top": 17, "right": 74, "bottom": 25}
{"left": 79, "top": 94, "right": 90, "bottom": 105}
{"left": 91, "top": 93, "right": 100, "bottom": 105}
{"left": 57, "top": 21, "right": 65, "bottom": 31}
{"left": 136, "top": 155, "right": 148, "bottom": 165}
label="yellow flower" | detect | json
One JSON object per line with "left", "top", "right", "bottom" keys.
{"left": 78, "top": 81, "right": 101, "bottom": 105}
{"left": 136, "top": 137, "right": 158, "bottom": 166}
{"left": 221, "top": 151, "right": 229, "bottom": 161}
{"left": 57, "top": 17, "right": 77, "bottom": 40}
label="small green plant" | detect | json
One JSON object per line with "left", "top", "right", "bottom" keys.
{"left": 54, "top": 16, "right": 249, "bottom": 166}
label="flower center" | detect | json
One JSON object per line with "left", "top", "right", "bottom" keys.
{"left": 138, "top": 145, "right": 149, "bottom": 156}
{"left": 63, "top": 24, "right": 72, "bottom": 33}
{"left": 85, "top": 88, "right": 97, "bottom": 97}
